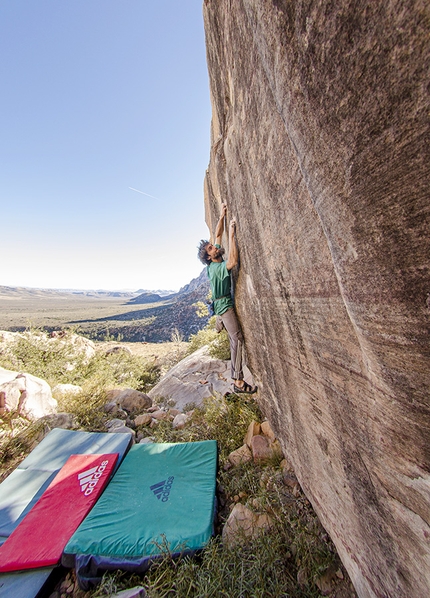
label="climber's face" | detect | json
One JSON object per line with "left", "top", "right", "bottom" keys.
{"left": 205, "top": 243, "right": 223, "bottom": 261}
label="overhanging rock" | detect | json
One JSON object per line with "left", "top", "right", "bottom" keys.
{"left": 203, "top": 2, "right": 430, "bottom": 597}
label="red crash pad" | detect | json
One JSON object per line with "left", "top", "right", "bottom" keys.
{"left": 0, "top": 453, "right": 118, "bottom": 572}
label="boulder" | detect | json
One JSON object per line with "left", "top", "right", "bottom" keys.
{"left": 148, "top": 346, "right": 254, "bottom": 411}
{"left": 244, "top": 420, "right": 261, "bottom": 448}
{"left": 172, "top": 413, "right": 191, "bottom": 429}
{"left": 60, "top": 332, "right": 96, "bottom": 361}
{"left": 203, "top": 2, "right": 429, "bottom": 596}
{"left": 227, "top": 444, "right": 252, "bottom": 467}
{"left": 260, "top": 420, "right": 276, "bottom": 442}
{"left": 139, "top": 437, "right": 154, "bottom": 445}
{"left": 114, "top": 389, "right": 152, "bottom": 415}
{"left": 222, "top": 503, "right": 272, "bottom": 547}
{"left": 250, "top": 435, "right": 273, "bottom": 464}
{"left": 106, "top": 422, "right": 135, "bottom": 437}
{"left": 134, "top": 414, "right": 152, "bottom": 427}
{"left": 0, "top": 367, "right": 57, "bottom": 420}
{"left": 150, "top": 409, "right": 171, "bottom": 421}
{"left": 148, "top": 346, "right": 230, "bottom": 410}
{"left": 105, "top": 389, "right": 125, "bottom": 402}
{"left": 38, "top": 412, "right": 77, "bottom": 430}
{"left": 106, "top": 418, "right": 126, "bottom": 430}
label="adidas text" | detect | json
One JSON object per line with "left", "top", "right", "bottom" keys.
{"left": 78, "top": 460, "right": 109, "bottom": 496}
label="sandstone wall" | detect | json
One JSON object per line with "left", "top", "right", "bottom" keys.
{"left": 203, "top": 1, "right": 430, "bottom": 597}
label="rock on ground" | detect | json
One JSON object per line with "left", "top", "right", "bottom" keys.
{"left": 148, "top": 346, "right": 253, "bottom": 411}
{"left": 0, "top": 367, "right": 57, "bottom": 420}
{"left": 222, "top": 503, "right": 272, "bottom": 547}
{"left": 113, "top": 389, "right": 152, "bottom": 415}
{"left": 134, "top": 413, "right": 152, "bottom": 426}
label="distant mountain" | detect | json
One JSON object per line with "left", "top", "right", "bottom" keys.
{"left": 71, "top": 290, "right": 138, "bottom": 298}
{"left": 0, "top": 286, "right": 138, "bottom": 299}
{"left": 175, "top": 269, "right": 209, "bottom": 297}
{"left": 84, "top": 269, "right": 211, "bottom": 342}
{"left": 128, "top": 292, "right": 164, "bottom": 305}
{"left": 131, "top": 269, "right": 209, "bottom": 305}
{"left": 116, "top": 269, "right": 210, "bottom": 341}
{"left": 134, "top": 289, "right": 176, "bottom": 297}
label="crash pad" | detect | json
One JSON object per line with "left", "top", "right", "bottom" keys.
{"left": 0, "top": 427, "right": 132, "bottom": 537}
{"left": 0, "top": 453, "right": 118, "bottom": 572}
{"left": 0, "top": 428, "right": 132, "bottom": 597}
{"left": 0, "top": 567, "right": 54, "bottom": 598}
{"left": 63, "top": 440, "right": 217, "bottom": 582}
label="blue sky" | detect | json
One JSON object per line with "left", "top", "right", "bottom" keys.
{"left": 0, "top": 1, "right": 211, "bottom": 291}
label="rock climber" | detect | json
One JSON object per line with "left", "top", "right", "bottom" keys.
{"left": 198, "top": 203, "right": 257, "bottom": 394}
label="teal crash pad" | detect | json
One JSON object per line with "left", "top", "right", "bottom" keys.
{"left": 63, "top": 440, "right": 217, "bottom": 573}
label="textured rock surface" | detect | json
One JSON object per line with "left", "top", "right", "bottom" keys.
{"left": 114, "top": 389, "right": 152, "bottom": 415}
{"left": 222, "top": 503, "right": 272, "bottom": 546}
{"left": 148, "top": 346, "right": 253, "bottom": 410}
{"left": 203, "top": 2, "right": 429, "bottom": 597}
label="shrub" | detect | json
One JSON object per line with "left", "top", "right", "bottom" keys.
{"left": 0, "top": 329, "right": 90, "bottom": 387}
{"left": 0, "top": 329, "right": 160, "bottom": 392}
{"left": 187, "top": 317, "right": 230, "bottom": 361}
{"left": 0, "top": 331, "right": 348, "bottom": 598}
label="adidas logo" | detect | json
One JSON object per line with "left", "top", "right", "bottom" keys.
{"left": 150, "top": 476, "right": 175, "bottom": 502}
{"left": 78, "top": 460, "right": 109, "bottom": 496}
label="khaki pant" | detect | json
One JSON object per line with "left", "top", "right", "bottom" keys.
{"left": 218, "top": 308, "right": 244, "bottom": 381}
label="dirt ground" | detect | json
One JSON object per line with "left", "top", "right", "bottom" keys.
{"left": 0, "top": 290, "right": 161, "bottom": 331}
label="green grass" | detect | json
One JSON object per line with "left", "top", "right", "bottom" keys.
{"left": 147, "top": 395, "right": 261, "bottom": 461}
{"left": 89, "top": 465, "right": 340, "bottom": 598}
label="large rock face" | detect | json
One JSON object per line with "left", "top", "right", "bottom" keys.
{"left": 203, "top": 2, "right": 429, "bottom": 597}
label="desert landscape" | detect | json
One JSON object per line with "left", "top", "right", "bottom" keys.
{"left": 0, "top": 274, "right": 209, "bottom": 343}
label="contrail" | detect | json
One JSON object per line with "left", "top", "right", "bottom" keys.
{"left": 129, "top": 187, "right": 161, "bottom": 200}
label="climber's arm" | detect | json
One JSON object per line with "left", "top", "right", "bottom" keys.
{"left": 214, "top": 203, "right": 228, "bottom": 245}
{"left": 226, "top": 219, "right": 238, "bottom": 271}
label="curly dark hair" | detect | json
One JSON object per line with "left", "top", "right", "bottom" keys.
{"left": 197, "top": 239, "right": 211, "bottom": 266}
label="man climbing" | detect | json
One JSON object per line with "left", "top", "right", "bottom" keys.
{"left": 198, "top": 203, "right": 257, "bottom": 394}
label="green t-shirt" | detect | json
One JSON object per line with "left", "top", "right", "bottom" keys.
{"left": 207, "top": 253, "right": 234, "bottom": 316}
